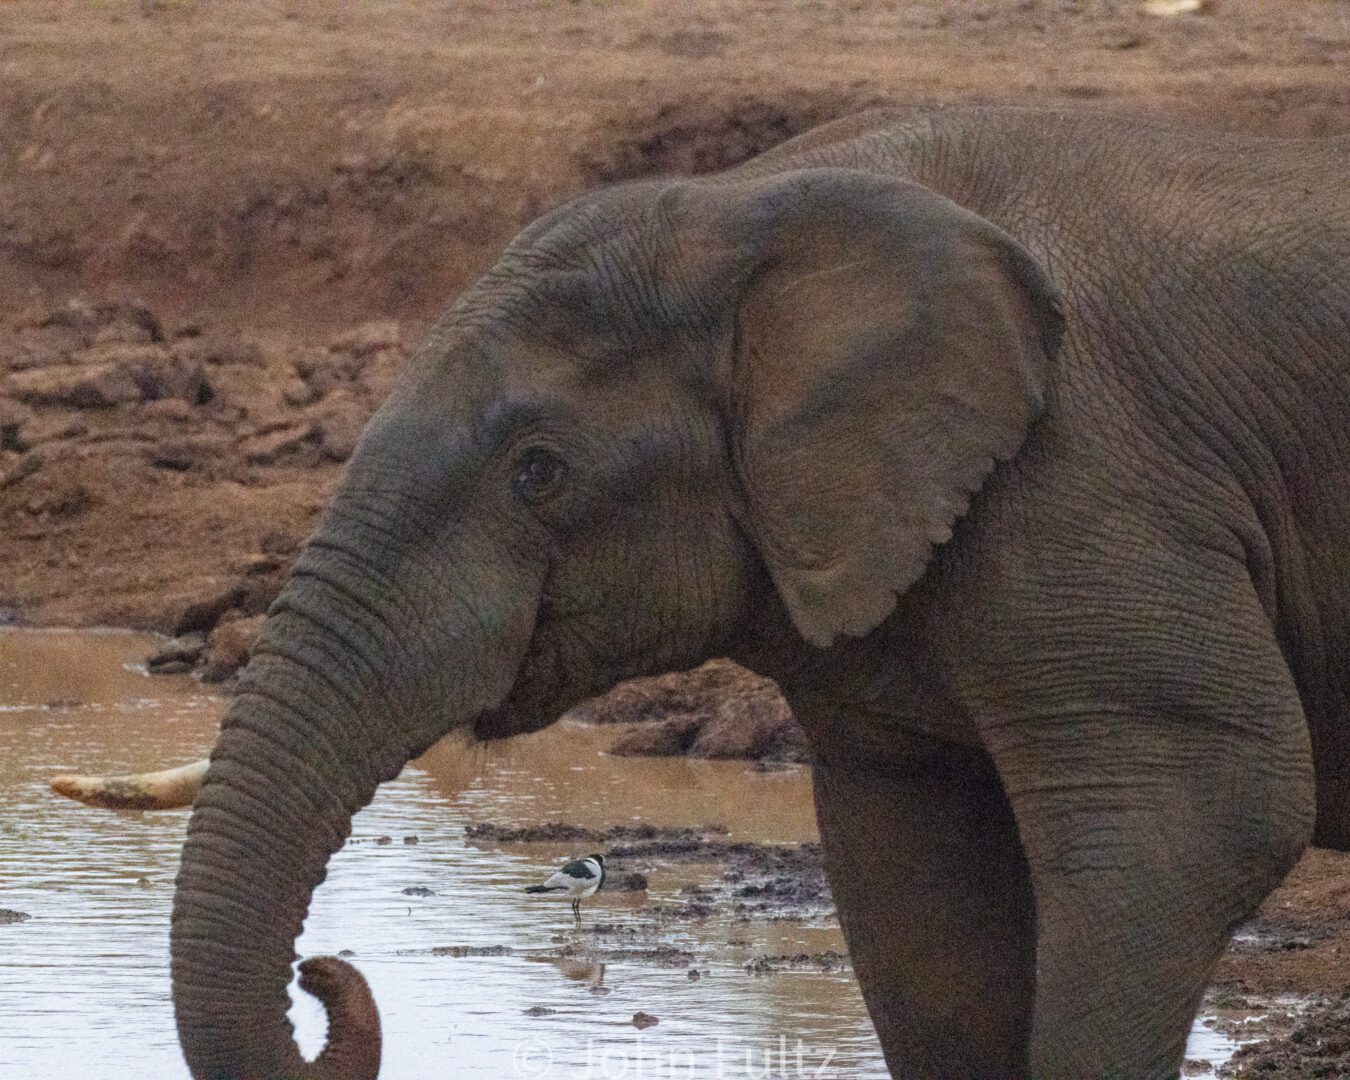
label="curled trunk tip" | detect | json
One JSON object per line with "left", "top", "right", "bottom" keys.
{"left": 298, "top": 956, "right": 383, "bottom": 1080}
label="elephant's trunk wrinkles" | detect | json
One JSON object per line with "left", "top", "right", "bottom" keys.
{"left": 171, "top": 604, "right": 409, "bottom": 1080}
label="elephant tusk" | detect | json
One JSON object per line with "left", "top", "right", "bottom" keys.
{"left": 49, "top": 758, "right": 210, "bottom": 810}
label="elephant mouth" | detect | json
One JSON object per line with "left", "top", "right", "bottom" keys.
{"left": 467, "top": 593, "right": 606, "bottom": 741}
{"left": 470, "top": 700, "right": 560, "bottom": 741}
{"left": 468, "top": 633, "right": 583, "bottom": 742}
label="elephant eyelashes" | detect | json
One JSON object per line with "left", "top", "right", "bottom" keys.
{"left": 512, "top": 447, "right": 566, "bottom": 502}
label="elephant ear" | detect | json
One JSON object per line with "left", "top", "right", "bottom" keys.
{"left": 710, "top": 169, "right": 1063, "bottom": 648}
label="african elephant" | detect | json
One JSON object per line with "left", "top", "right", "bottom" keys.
{"left": 61, "top": 107, "right": 1350, "bottom": 1078}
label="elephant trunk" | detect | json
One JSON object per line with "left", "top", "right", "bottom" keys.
{"left": 170, "top": 598, "right": 420, "bottom": 1080}
{"left": 170, "top": 460, "right": 542, "bottom": 1077}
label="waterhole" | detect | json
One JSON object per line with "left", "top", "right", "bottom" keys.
{"left": 0, "top": 629, "right": 1265, "bottom": 1077}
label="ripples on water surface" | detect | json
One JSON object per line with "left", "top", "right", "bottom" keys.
{"left": 0, "top": 629, "right": 1256, "bottom": 1077}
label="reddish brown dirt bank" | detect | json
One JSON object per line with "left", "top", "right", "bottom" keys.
{"left": 3, "top": 2, "right": 1349, "bottom": 1070}
{"left": 3, "top": 0, "right": 1348, "bottom": 628}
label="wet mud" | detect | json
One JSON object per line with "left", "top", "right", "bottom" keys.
{"left": 1221, "top": 992, "right": 1350, "bottom": 1078}
{"left": 469, "top": 821, "right": 834, "bottom": 925}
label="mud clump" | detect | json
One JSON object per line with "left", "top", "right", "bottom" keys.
{"left": 465, "top": 822, "right": 729, "bottom": 845}
{"left": 568, "top": 660, "right": 808, "bottom": 764}
{"left": 561, "top": 942, "right": 694, "bottom": 968}
{"left": 199, "top": 614, "right": 267, "bottom": 683}
{"left": 1221, "top": 993, "right": 1350, "bottom": 1077}
{"left": 607, "top": 871, "right": 649, "bottom": 893}
{"left": 744, "top": 951, "right": 848, "bottom": 975}
{"left": 616, "top": 836, "right": 831, "bottom": 919}
{"left": 1230, "top": 913, "right": 1340, "bottom": 956}
{"left": 145, "top": 632, "right": 207, "bottom": 674}
{"left": 415, "top": 944, "right": 515, "bottom": 958}
{"left": 606, "top": 835, "right": 821, "bottom": 874}
{"left": 648, "top": 899, "right": 718, "bottom": 923}
{"left": 472, "top": 820, "right": 830, "bottom": 920}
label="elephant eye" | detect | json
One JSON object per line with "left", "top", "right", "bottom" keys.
{"left": 512, "top": 448, "right": 566, "bottom": 501}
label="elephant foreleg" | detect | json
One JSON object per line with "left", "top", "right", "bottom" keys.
{"left": 987, "top": 635, "right": 1315, "bottom": 1078}
{"left": 812, "top": 739, "right": 1035, "bottom": 1078}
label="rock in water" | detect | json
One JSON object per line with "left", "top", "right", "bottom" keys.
{"left": 200, "top": 614, "right": 266, "bottom": 682}
{"left": 146, "top": 632, "right": 207, "bottom": 673}
{"left": 568, "top": 660, "right": 806, "bottom": 763}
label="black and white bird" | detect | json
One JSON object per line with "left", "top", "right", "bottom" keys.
{"left": 525, "top": 853, "right": 606, "bottom": 921}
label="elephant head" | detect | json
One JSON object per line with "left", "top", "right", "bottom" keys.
{"left": 168, "top": 167, "right": 1062, "bottom": 1078}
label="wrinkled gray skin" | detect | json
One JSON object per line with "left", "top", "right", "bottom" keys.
{"left": 172, "top": 108, "right": 1350, "bottom": 1079}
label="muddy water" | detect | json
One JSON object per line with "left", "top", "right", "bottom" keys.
{"left": 1, "top": 630, "right": 1253, "bottom": 1078}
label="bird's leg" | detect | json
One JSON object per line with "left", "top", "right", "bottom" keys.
{"left": 572, "top": 899, "right": 581, "bottom": 923}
